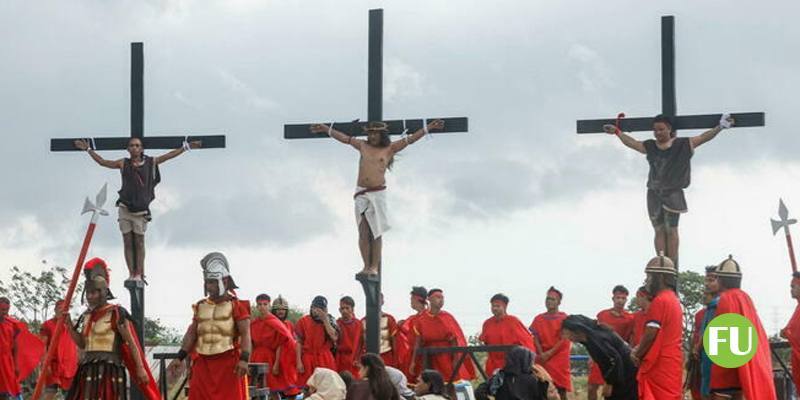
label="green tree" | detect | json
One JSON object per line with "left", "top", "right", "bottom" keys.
{"left": 0, "top": 261, "right": 81, "bottom": 330}
{"left": 144, "top": 317, "right": 182, "bottom": 346}
{"left": 678, "top": 269, "right": 707, "bottom": 351}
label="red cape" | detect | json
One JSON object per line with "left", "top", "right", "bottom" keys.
{"left": 251, "top": 313, "right": 297, "bottom": 393}
{"left": 336, "top": 317, "right": 363, "bottom": 377}
{"left": 637, "top": 290, "right": 683, "bottom": 400}
{"left": 530, "top": 312, "right": 572, "bottom": 391}
{"left": 9, "top": 318, "right": 45, "bottom": 382}
{"left": 40, "top": 318, "right": 79, "bottom": 389}
{"left": 784, "top": 303, "right": 800, "bottom": 393}
{"left": 479, "top": 314, "right": 535, "bottom": 376}
{"left": 415, "top": 310, "right": 476, "bottom": 382}
{"left": 710, "top": 289, "right": 776, "bottom": 400}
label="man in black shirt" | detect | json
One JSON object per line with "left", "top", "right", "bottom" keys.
{"left": 74, "top": 137, "right": 200, "bottom": 281}
{"left": 603, "top": 113, "right": 733, "bottom": 267}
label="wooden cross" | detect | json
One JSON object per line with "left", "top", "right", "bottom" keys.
{"left": 284, "top": 9, "right": 469, "bottom": 354}
{"left": 576, "top": 16, "right": 764, "bottom": 134}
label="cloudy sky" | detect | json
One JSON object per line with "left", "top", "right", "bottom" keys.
{"left": 2, "top": 0, "right": 799, "bottom": 337}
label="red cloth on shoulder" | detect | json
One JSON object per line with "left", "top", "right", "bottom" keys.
{"left": 530, "top": 311, "right": 572, "bottom": 392}
{"left": 251, "top": 313, "right": 297, "bottom": 393}
{"left": 335, "top": 317, "right": 363, "bottom": 377}
{"left": 479, "top": 314, "right": 535, "bottom": 376}
{"left": 295, "top": 315, "right": 336, "bottom": 385}
{"left": 40, "top": 318, "right": 79, "bottom": 390}
{"left": 710, "top": 289, "right": 776, "bottom": 400}
{"left": 637, "top": 290, "right": 683, "bottom": 400}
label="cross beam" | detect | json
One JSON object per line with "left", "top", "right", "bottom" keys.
{"left": 50, "top": 43, "right": 226, "bottom": 151}
{"left": 284, "top": 9, "right": 468, "bottom": 354}
{"left": 576, "top": 16, "right": 765, "bottom": 134}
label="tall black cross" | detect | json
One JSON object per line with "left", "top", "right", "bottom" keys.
{"left": 284, "top": 9, "right": 469, "bottom": 354}
{"left": 49, "top": 43, "right": 225, "bottom": 400}
{"left": 576, "top": 16, "right": 765, "bottom": 134}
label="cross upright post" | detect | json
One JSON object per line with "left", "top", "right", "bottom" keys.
{"left": 577, "top": 16, "right": 765, "bottom": 134}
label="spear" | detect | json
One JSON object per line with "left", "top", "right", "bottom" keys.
{"left": 31, "top": 184, "right": 109, "bottom": 400}
{"left": 771, "top": 198, "right": 798, "bottom": 273}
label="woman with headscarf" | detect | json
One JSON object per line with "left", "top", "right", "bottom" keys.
{"left": 561, "top": 315, "right": 637, "bottom": 400}
{"left": 306, "top": 368, "right": 347, "bottom": 400}
{"left": 478, "top": 346, "right": 548, "bottom": 400}
{"left": 346, "top": 353, "right": 400, "bottom": 400}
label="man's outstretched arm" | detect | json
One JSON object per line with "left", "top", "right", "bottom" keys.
{"left": 74, "top": 139, "right": 123, "bottom": 169}
{"left": 603, "top": 125, "right": 646, "bottom": 154}
{"left": 156, "top": 141, "right": 202, "bottom": 165}
{"left": 310, "top": 124, "right": 362, "bottom": 149}
{"left": 690, "top": 114, "right": 734, "bottom": 149}
{"left": 391, "top": 119, "right": 444, "bottom": 153}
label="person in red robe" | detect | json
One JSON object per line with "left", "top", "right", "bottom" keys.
{"left": 781, "top": 272, "right": 800, "bottom": 397}
{"left": 168, "top": 252, "right": 251, "bottom": 400}
{"left": 630, "top": 287, "right": 651, "bottom": 349}
{"left": 295, "top": 295, "right": 339, "bottom": 386}
{"left": 479, "top": 293, "right": 536, "bottom": 376}
{"left": 64, "top": 258, "right": 160, "bottom": 400}
{"left": 412, "top": 288, "right": 476, "bottom": 382}
{"left": 398, "top": 286, "right": 428, "bottom": 381}
{"left": 39, "top": 300, "right": 78, "bottom": 399}
{"left": 0, "top": 296, "right": 22, "bottom": 400}
{"left": 631, "top": 255, "right": 683, "bottom": 400}
{"left": 271, "top": 295, "right": 302, "bottom": 398}
{"left": 530, "top": 286, "right": 572, "bottom": 400}
{"left": 705, "top": 256, "right": 776, "bottom": 400}
{"left": 336, "top": 296, "right": 363, "bottom": 378}
{"left": 587, "top": 285, "right": 635, "bottom": 400}
{"left": 251, "top": 294, "right": 298, "bottom": 399}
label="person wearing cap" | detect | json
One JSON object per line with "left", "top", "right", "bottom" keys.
{"left": 398, "top": 286, "right": 430, "bottom": 381}
{"left": 296, "top": 296, "right": 340, "bottom": 385}
{"left": 603, "top": 114, "right": 735, "bottom": 269}
{"left": 336, "top": 296, "right": 363, "bottom": 378}
{"left": 63, "top": 258, "right": 160, "bottom": 400}
{"left": 309, "top": 119, "right": 445, "bottom": 277}
{"left": 251, "top": 293, "right": 298, "bottom": 399}
{"left": 587, "top": 286, "right": 635, "bottom": 400}
{"left": 73, "top": 137, "right": 202, "bottom": 282}
{"left": 631, "top": 255, "right": 683, "bottom": 400}
{"left": 38, "top": 300, "right": 78, "bottom": 400}
{"left": 781, "top": 272, "right": 800, "bottom": 396}
{"left": 478, "top": 293, "right": 536, "bottom": 377}
{"left": 168, "top": 252, "right": 252, "bottom": 400}
{"left": 529, "top": 287, "right": 571, "bottom": 400}
{"left": 704, "top": 256, "right": 776, "bottom": 400}
{"left": 411, "top": 289, "right": 475, "bottom": 382}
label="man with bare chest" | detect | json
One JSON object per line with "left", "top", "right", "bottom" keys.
{"left": 310, "top": 120, "right": 444, "bottom": 276}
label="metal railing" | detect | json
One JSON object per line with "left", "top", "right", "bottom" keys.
{"left": 153, "top": 352, "right": 269, "bottom": 400}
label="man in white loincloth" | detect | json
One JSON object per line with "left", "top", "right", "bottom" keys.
{"left": 310, "top": 119, "right": 444, "bottom": 277}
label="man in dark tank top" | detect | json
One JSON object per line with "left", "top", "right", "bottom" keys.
{"left": 603, "top": 113, "right": 734, "bottom": 268}
{"left": 74, "top": 137, "right": 200, "bottom": 281}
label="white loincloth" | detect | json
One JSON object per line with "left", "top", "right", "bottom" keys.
{"left": 354, "top": 186, "right": 391, "bottom": 238}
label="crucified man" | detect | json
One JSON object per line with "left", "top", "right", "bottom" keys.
{"left": 310, "top": 119, "right": 444, "bottom": 277}
{"left": 74, "top": 137, "right": 200, "bottom": 281}
{"left": 603, "top": 113, "right": 734, "bottom": 267}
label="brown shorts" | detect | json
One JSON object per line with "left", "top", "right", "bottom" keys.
{"left": 647, "top": 188, "right": 686, "bottom": 228}
{"left": 118, "top": 205, "right": 149, "bottom": 235}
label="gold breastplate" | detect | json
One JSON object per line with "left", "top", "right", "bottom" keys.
{"left": 85, "top": 309, "right": 117, "bottom": 353}
{"left": 379, "top": 315, "right": 392, "bottom": 354}
{"left": 195, "top": 300, "right": 236, "bottom": 355}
